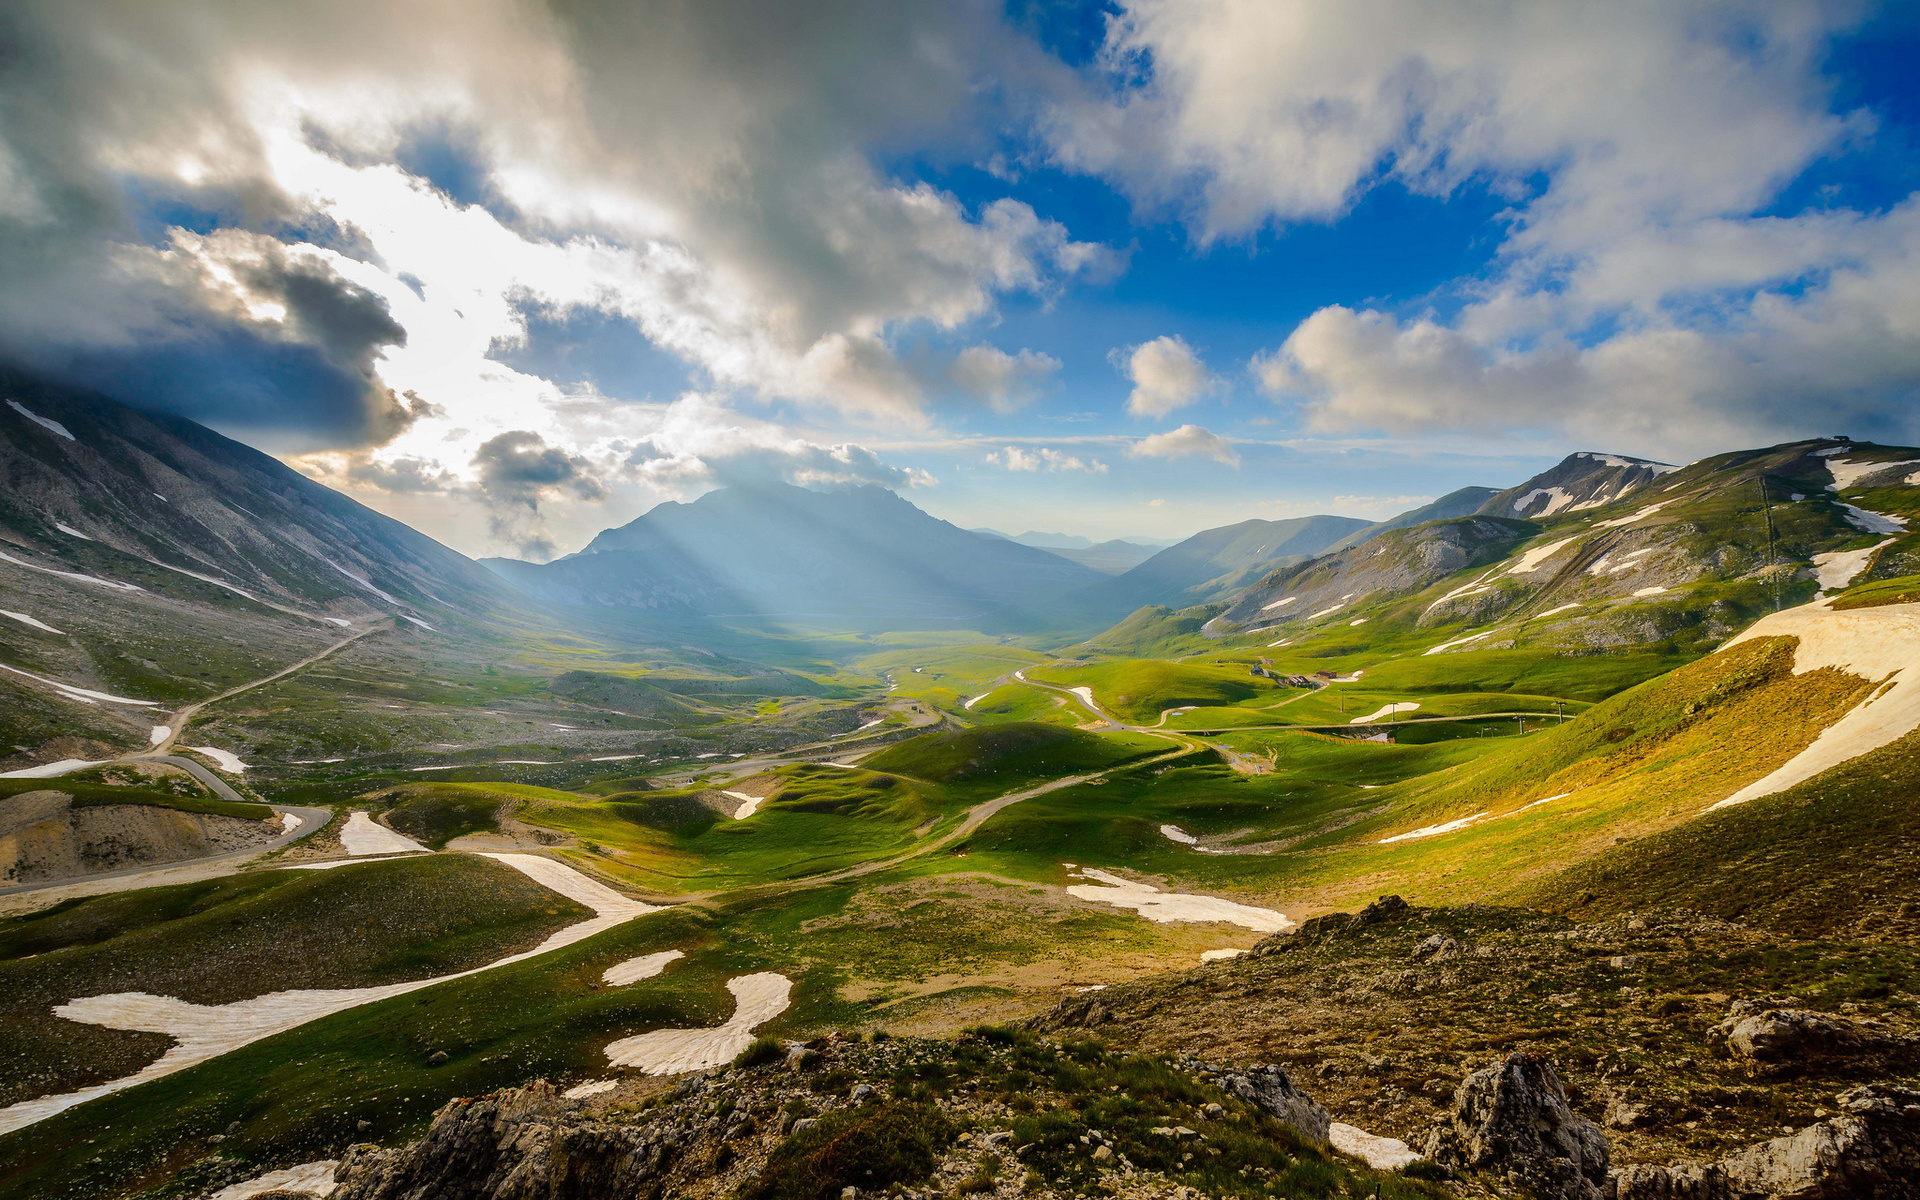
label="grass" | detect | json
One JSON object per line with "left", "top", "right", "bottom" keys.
{"left": 1832, "top": 572, "right": 1920, "bottom": 610}
{"left": 0, "top": 855, "right": 589, "bottom": 1108}
{"left": 374, "top": 784, "right": 510, "bottom": 848}
{"left": 1028, "top": 659, "right": 1295, "bottom": 723}
{"left": 0, "top": 780, "right": 272, "bottom": 822}
{"left": 860, "top": 723, "right": 1165, "bottom": 796}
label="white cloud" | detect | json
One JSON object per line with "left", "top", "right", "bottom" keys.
{"left": 991, "top": 446, "right": 1107, "bottom": 473}
{"left": 1117, "top": 334, "right": 1214, "bottom": 418}
{"left": 1129, "top": 423, "right": 1240, "bottom": 466}
{"left": 949, "top": 344, "right": 1061, "bottom": 411}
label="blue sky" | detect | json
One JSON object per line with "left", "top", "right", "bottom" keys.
{"left": 4, "top": 0, "right": 1919, "bottom": 556}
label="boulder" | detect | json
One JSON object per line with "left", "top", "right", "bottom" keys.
{"left": 1217, "top": 1064, "right": 1331, "bottom": 1145}
{"left": 1709, "top": 1004, "right": 1894, "bottom": 1073}
{"left": 1609, "top": 1084, "right": 1920, "bottom": 1200}
{"left": 1423, "top": 1052, "right": 1609, "bottom": 1200}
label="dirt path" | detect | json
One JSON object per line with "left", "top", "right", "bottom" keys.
{"left": 143, "top": 625, "right": 383, "bottom": 756}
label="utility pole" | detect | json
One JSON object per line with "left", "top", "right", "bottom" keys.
{"left": 1760, "top": 477, "right": 1781, "bottom": 612}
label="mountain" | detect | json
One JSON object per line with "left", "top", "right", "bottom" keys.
{"left": 1011, "top": 530, "right": 1092, "bottom": 549}
{"left": 484, "top": 482, "right": 1107, "bottom": 630}
{"left": 1207, "top": 437, "right": 1920, "bottom": 653}
{"left": 1044, "top": 538, "right": 1166, "bottom": 575}
{"left": 1476, "top": 451, "right": 1680, "bottom": 519}
{"left": 1080, "top": 514, "right": 1373, "bottom": 616}
{"left": 1320, "top": 486, "right": 1501, "bottom": 554}
{"left": 0, "top": 372, "right": 506, "bottom": 624}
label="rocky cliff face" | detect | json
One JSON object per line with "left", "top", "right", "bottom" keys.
{"left": 0, "top": 791, "right": 276, "bottom": 884}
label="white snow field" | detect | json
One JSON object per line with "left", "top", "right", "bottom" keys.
{"left": 340, "top": 811, "right": 429, "bottom": 856}
{"left": 1260, "top": 595, "right": 1297, "bottom": 611}
{"left": 1813, "top": 539, "right": 1897, "bottom": 591}
{"left": 1632, "top": 586, "right": 1668, "bottom": 597}
{"left": 721, "top": 790, "right": 765, "bottom": 819}
{"left": 603, "top": 972, "right": 793, "bottom": 1075}
{"left": 1, "top": 609, "right": 65, "bottom": 634}
{"left": 1424, "top": 631, "right": 1493, "bottom": 655}
{"left": 1199, "top": 948, "right": 1244, "bottom": 962}
{"left": 1158, "top": 824, "right": 1198, "bottom": 845}
{"left": 185, "top": 746, "right": 248, "bottom": 774}
{"left": 1508, "top": 535, "right": 1580, "bottom": 575}
{"left": 1709, "top": 599, "right": 1920, "bottom": 811}
{"left": 1350, "top": 702, "right": 1419, "bottom": 725}
{"left": 0, "top": 548, "right": 142, "bottom": 591}
{"left": 1826, "top": 456, "right": 1920, "bottom": 491}
{"left": 602, "top": 950, "right": 686, "bottom": 987}
{"left": 1065, "top": 867, "right": 1293, "bottom": 933}
{"left": 0, "top": 661, "right": 157, "bottom": 706}
{"left": 0, "top": 757, "right": 107, "bottom": 779}
{"left": 1592, "top": 501, "right": 1670, "bottom": 530}
{"left": 1378, "top": 813, "right": 1489, "bottom": 844}
{"left": 54, "top": 522, "right": 93, "bottom": 540}
{"left": 1837, "top": 503, "right": 1907, "bottom": 535}
{"left": 6, "top": 398, "right": 75, "bottom": 439}
{"left": 563, "top": 1079, "right": 619, "bottom": 1099}
{"left": 209, "top": 1160, "right": 339, "bottom": 1200}
{"left": 148, "top": 725, "right": 169, "bottom": 746}
{"left": 0, "top": 854, "right": 661, "bottom": 1135}
{"left": 1329, "top": 1122, "right": 1421, "bottom": 1169}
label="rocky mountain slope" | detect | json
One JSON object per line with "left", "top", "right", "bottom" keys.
{"left": 1320, "top": 487, "right": 1502, "bottom": 555}
{"left": 1083, "top": 515, "right": 1373, "bottom": 617}
{"left": 485, "top": 482, "right": 1106, "bottom": 631}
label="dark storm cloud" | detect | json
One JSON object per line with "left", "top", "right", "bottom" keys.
{"left": 473, "top": 429, "right": 609, "bottom": 558}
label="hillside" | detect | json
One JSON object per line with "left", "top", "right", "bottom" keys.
{"left": 486, "top": 482, "right": 1106, "bottom": 631}
{"left": 1083, "top": 514, "right": 1372, "bottom": 617}
{"left": 1320, "top": 487, "right": 1500, "bottom": 555}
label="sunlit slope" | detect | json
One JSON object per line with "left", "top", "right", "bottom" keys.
{"left": 1209, "top": 438, "right": 1920, "bottom": 660}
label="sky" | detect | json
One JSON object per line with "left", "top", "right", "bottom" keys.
{"left": 2, "top": 0, "right": 1918, "bottom": 559}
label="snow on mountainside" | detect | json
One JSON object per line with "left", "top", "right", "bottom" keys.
{"left": 1476, "top": 452, "right": 1681, "bottom": 520}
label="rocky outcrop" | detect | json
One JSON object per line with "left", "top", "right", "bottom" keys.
{"left": 0, "top": 791, "right": 277, "bottom": 884}
{"left": 1610, "top": 1085, "right": 1920, "bottom": 1200}
{"left": 1217, "top": 1064, "right": 1331, "bottom": 1145}
{"left": 1708, "top": 1003, "right": 1900, "bottom": 1074}
{"left": 1424, "top": 1052, "right": 1609, "bottom": 1200}
{"left": 333, "top": 1082, "right": 691, "bottom": 1200}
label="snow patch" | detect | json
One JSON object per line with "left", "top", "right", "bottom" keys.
{"left": 1199, "top": 949, "right": 1244, "bottom": 962}
{"left": 564, "top": 1080, "right": 618, "bottom": 1099}
{"left": 1350, "top": 702, "right": 1419, "bottom": 725}
{"left": 153, "top": 561, "right": 258, "bottom": 601}
{"left": 1508, "top": 536, "right": 1581, "bottom": 575}
{"left": 964, "top": 692, "right": 992, "bottom": 709}
{"left": 1593, "top": 501, "right": 1671, "bottom": 530}
{"left": 1709, "top": 599, "right": 1920, "bottom": 811}
{"left": 323, "top": 617, "right": 352, "bottom": 627}
{"left": 1826, "top": 457, "right": 1920, "bottom": 491}
{"left": 322, "top": 558, "right": 398, "bottom": 604}
{"left": 6, "top": 399, "right": 74, "bottom": 440}
{"left": 149, "top": 725, "right": 169, "bottom": 746}
{"left": 1066, "top": 866, "right": 1292, "bottom": 932}
{"left": 604, "top": 972, "right": 793, "bottom": 1075}
{"left": 1536, "top": 602, "right": 1586, "bottom": 619}
{"left": 1329, "top": 1123, "right": 1421, "bottom": 1170}
{"left": 400, "top": 614, "right": 436, "bottom": 631}
{"left": 1379, "top": 813, "right": 1488, "bottom": 844}
{"left": 278, "top": 812, "right": 301, "bottom": 833}
{"left": 340, "top": 811, "right": 427, "bottom": 855}
{"left": 185, "top": 746, "right": 248, "bottom": 774}
{"left": 1349, "top": 618, "right": 1368, "bottom": 626}
{"left": 0, "top": 549, "right": 142, "bottom": 591}
{"left": 1260, "top": 596, "right": 1298, "bottom": 611}
{"left": 1836, "top": 504, "right": 1906, "bottom": 535}
{"left": 1813, "top": 539, "right": 1896, "bottom": 591}
{"left": 0, "top": 854, "right": 660, "bottom": 1135}
{"left": 1512, "top": 486, "right": 1574, "bottom": 516}
{"left": 723, "top": 790, "right": 765, "bottom": 819}
{"left": 1632, "top": 586, "right": 1668, "bottom": 597}
{"left": 1159, "top": 824, "right": 1198, "bottom": 845}
{"left": 1307, "top": 604, "right": 1344, "bottom": 620}
{"left": 1, "top": 609, "right": 64, "bottom": 634}
{"left": 0, "top": 661, "right": 156, "bottom": 706}
{"left": 1424, "top": 631, "right": 1493, "bottom": 655}
{"left": 0, "top": 758, "right": 107, "bottom": 779}
{"left": 53, "top": 522, "right": 92, "bottom": 540}
{"left": 603, "top": 950, "right": 686, "bottom": 987}
{"left": 209, "top": 1160, "right": 339, "bottom": 1200}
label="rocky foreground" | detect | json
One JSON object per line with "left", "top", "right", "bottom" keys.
{"left": 224, "top": 898, "right": 1920, "bottom": 1200}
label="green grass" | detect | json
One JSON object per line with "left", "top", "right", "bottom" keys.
{"left": 1029, "top": 659, "right": 1293, "bottom": 723}
{"left": 860, "top": 723, "right": 1165, "bottom": 794}
{"left": 0, "top": 780, "right": 271, "bottom": 822}
{"left": 1832, "top": 572, "right": 1920, "bottom": 610}
{"left": 0, "top": 855, "right": 590, "bottom": 1109}
{"left": 376, "top": 784, "right": 511, "bottom": 848}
